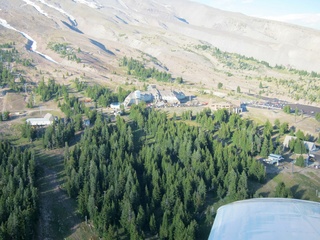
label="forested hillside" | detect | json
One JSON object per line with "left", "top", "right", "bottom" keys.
{"left": 63, "top": 104, "right": 267, "bottom": 239}
{"left": 0, "top": 141, "right": 38, "bottom": 239}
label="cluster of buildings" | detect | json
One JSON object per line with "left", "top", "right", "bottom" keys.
{"left": 109, "top": 85, "right": 246, "bottom": 114}
{"left": 117, "top": 85, "right": 186, "bottom": 108}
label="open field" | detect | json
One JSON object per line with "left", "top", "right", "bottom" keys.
{"left": 255, "top": 161, "right": 320, "bottom": 201}
{"left": 242, "top": 107, "right": 320, "bottom": 137}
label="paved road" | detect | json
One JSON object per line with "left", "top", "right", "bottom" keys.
{"left": 287, "top": 103, "right": 320, "bottom": 117}
{"left": 245, "top": 94, "right": 320, "bottom": 117}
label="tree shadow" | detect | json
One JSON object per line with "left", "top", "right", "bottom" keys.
{"left": 89, "top": 39, "right": 115, "bottom": 55}
{"left": 290, "top": 184, "right": 306, "bottom": 199}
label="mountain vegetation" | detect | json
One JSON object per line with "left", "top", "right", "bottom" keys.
{"left": 0, "top": 141, "right": 38, "bottom": 239}
{"left": 61, "top": 104, "right": 272, "bottom": 239}
{"left": 0, "top": 44, "right": 30, "bottom": 91}
{"left": 85, "top": 85, "right": 130, "bottom": 107}
{"left": 0, "top": 0, "right": 320, "bottom": 235}
{"left": 120, "top": 56, "right": 173, "bottom": 82}
{"left": 196, "top": 44, "right": 320, "bottom": 103}
{"left": 9, "top": 75, "right": 316, "bottom": 239}
{"left": 47, "top": 42, "right": 81, "bottom": 63}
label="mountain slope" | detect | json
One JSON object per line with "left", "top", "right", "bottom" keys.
{"left": 1, "top": 0, "right": 320, "bottom": 73}
{"left": 0, "top": 0, "right": 320, "bottom": 107}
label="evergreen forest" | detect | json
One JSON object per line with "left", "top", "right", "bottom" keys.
{"left": 0, "top": 141, "right": 38, "bottom": 239}
{"left": 0, "top": 42, "right": 317, "bottom": 239}
{"left": 63, "top": 104, "right": 268, "bottom": 239}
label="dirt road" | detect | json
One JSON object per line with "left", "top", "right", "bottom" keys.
{"left": 36, "top": 149, "right": 96, "bottom": 240}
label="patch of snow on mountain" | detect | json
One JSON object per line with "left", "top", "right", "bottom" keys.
{"left": 72, "top": 0, "right": 103, "bottom": 9}
{"left": 22, "top": 0, "right": 49, "bottom": 18}
{"left": 117, "top": 0, "right": 129, "bottom": 10}
{"left": 0, "top": 18, "right": 57, "bottom": 63}
{"left": 36, "top": 0, "right": 77, "bottom": 26}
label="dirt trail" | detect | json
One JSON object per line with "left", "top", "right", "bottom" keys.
{"left": 37, "top": 164, "right": 59, "bottom": 240}
{"left": 36, "top": 150, "right": 94, "bottom": 240}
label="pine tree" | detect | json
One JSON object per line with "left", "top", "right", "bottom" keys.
{"left": 275, "top": 182, "right": 292, "bottom": 198}
{"left": 149, "top": 214, "right": 157, "bottom": 234}
{"left": 237, "top": 172, "right": 248, "bottom": 199}
{"left": 159, "top": 211, "right": 169, "bottom": 239}
{"left": 269, "top": 137, "right": 274, "bottom": 154}
{"left": 260, "top": 137, "right": 269, "bottom": 157}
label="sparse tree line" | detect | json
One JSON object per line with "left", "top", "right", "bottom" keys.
{"left": 0, "top": 141, "right": 38, "bottom": 239}
{"left": 48, "top": 42, "right": 81, "bottom": 63}
{"left": 0, "top": 44, "right": 29, "bottom": 91}
{"left": 196, "top": 44, "right": 320, "bottom": 78}
{"left": 120, "top": 56, "right": 185, "bottom": 83}
{"left": 0, "top": 42, "right": 15, "bottom": 48}
{"left": 196, "top": 44, "right": 320, "bottom": 103}
{"left": 35, "top": 78, "right": 67, "bottom": 102}
{"left": 74, "top": 78, "right": 87, "bottom": 92}
{"left": 85, "top": 85, "right": 130, "bottom": 107}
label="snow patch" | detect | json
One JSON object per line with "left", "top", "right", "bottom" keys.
{"left": 72, "top": 0, "right": 103, "bottom": 9}
{"left": 0, "top": 18, "right": 57, "bottom": 64}
{"left": 117, "top": 0, "right": 128, "bottom": 10}
{"left": 35, "top": 0, "right": 77, "bottom": 26}
{"left": 22, "top": 0, "right": 49, "bottom": 18}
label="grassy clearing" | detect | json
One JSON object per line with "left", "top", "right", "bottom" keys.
{"left": 254, "top": 165, "right": 320, "bottom": 202}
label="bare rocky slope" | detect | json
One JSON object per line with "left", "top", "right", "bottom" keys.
{"left": 0, "top": 0, "right": 320, "bottom": 101}
{"left": 1, "top": 0, "right": 320, "bottom": 71}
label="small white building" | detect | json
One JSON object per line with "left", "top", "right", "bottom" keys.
{"left": 110, "top": 102, "right": 122, "bottom": 110}
{"left": 26, "top": 113, "right": 54, "bottom": 126}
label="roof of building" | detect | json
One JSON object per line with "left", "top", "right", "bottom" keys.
{"left": 44, "top": 113, "right": 53, "bottom": 120}
{"left": 110, "top": 102, "right": 121, "bottom": 108}
{"left": 123, "top": 86, "right": 186, "bottom": 106}
{"left": 283, "top": 135, "right": 316, "bottom": 151}
{"left": 26, "top": 113, "right": 53, "bottom": 126}
{"left": 208, "top": 198, "right": 320, "bottom": 240}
